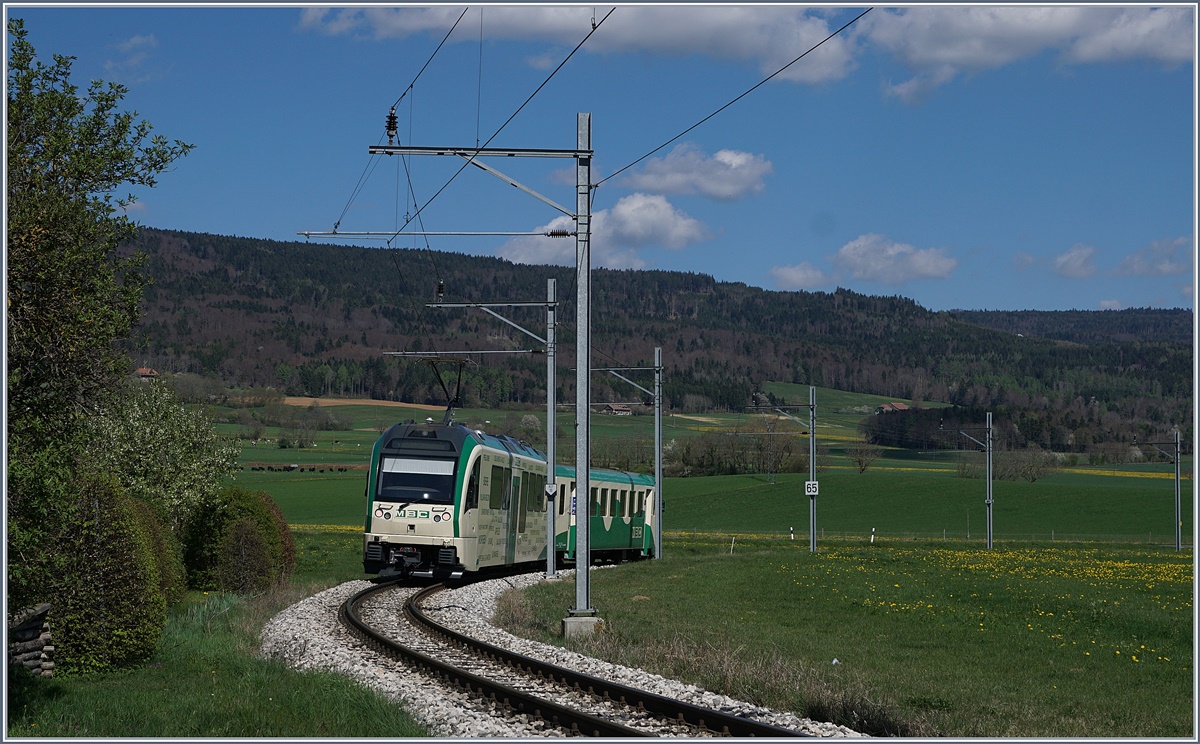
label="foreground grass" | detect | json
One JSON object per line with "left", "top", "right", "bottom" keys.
{"left": 6, "top": 530, "right": 423, "bottom": 738}
{"left": 496, "top": 536, "right": 1194, "bottom": 737}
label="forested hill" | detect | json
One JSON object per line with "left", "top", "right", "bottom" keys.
{"left": 123, "top": 227, "right": 1192, "bottom": 448}
{"left": 950, "top": 308, "right": 1193, "bottom": 345}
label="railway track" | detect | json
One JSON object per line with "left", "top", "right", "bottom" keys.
{"left": 340, "top": 577, "right": 812, "bottom": 738}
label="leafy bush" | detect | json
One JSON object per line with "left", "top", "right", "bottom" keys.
{"left": 52, "top": 475, "right": 166, "bottom": 676}
{"left": 128, "top": 497, "right": 188, "bottom": 606}
{"left": 85, "top": 379, "right": 238, "bottom": 531}
{"left": 183, "top": 487, "right": 295, "bottom": 593}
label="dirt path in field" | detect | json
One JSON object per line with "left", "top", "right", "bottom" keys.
{"left": 281, "top": 396, "right": 443, "bottom": 411}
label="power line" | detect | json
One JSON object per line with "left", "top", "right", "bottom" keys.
{"left": 382, "top": 6, "right": 616, "bottom": 247}
{"left": 597, "top": 7, "right": 873, "bottom": 188}
{"left": 328, "top": 8, "right": 469, "bottom": 234}
{"left": 393, "top": 7, "right": 470, "bottom": 110}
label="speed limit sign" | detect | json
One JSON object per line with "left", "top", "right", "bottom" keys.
{"left": 805, "top": 481, "right": 819, "bottom": 497}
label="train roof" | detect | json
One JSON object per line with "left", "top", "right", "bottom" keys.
{"left": 377, "top": 420, "right": 653, "bottom": 485}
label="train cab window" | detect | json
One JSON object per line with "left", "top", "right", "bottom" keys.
{"left": 489, "top": 466, "right": 511, "bottom": 509}
{"left": 464, "top": 459, "right": 480, "bottom": 511}
{"left": 377, "top": 456, "right": 456, "bottom": 505}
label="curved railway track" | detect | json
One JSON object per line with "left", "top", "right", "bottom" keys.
{"left": 340, "top": 577, "right": 812, "bottom": 738}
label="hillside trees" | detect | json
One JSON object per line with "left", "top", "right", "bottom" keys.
{"left": 120, "top": 224, "right": 1191, "bottom": 449}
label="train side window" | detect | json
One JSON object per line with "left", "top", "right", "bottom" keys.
{"left": 465, "top": 459, "right": 480, "bottom": 510}
{"left": 489, "top": 466, "right": 510, "bottom": 510}
{"left": 518, "top": 476, "right": 530, "bottom": 532}
{"left": 591, "top": 487, "right": 600, "bottom": 516}
{"left": 621, "top": 489, "right": 630, "bottom": 518}
{"left": 558, "top": 483, "right": 567, "bottom": 515}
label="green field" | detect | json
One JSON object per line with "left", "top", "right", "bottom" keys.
{"left": 217, "top": 393, "right": 1194, "bottom": 548}
{"left": 242, "top": 394, "right": 1192, "bottom": 737}
{"left": 504, "top": 536, "right": 1193, "bottom": 737}
{"left": 17, "top": 392, "right": 1183, "bottom": 737}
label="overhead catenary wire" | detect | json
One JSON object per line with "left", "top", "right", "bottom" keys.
{"left": 329, "top": 8, "right": 470, "bottom": 234}
{"left": 393, "top": 7, "right": 470, "bottom": 110}
{"left": 582, "top": 8, "right": 871, "bottom": 383}
{"left": 596, "top": 6, "right": 873, "bottom": 188}
{"left": 381, "top": 6, "right": 616, "bottom": 247}
{"left": 382, "top": 8, "right": 614, "bottom": 378}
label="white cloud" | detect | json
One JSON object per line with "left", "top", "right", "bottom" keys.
{"left": 770, "top": 262, "right": 831, "bottom": 291}
{"left": 299, "top": 6, "right": 859, "bottom": 83}
{"left": 105, "top": 33, "right": 162, "bottom": 83}
{"left": 830, "top": 234, "right": 956, "bottom": 284}
{"left": 1116, "top": 236, "right": 1194, "bottom": 277}
{"left": 862, "top": 6, "right": 1195, "bottom": 102}
{"left": 1098, "top": 299, "right": 1124, "bottom": 310}
{"left": 1054, "top": 244, "right": 1097, "bottom": 278}
{"left": 298, "top": 6, "right": 1193, "bottom": 101}
{"left": 495, "top": 193, "right": 709, "bottom": 269}
{"left": 1066, "top": 8, "right": 1195, "bottom": 65}
{"left": 621, "top": 144, "right": 772, "bottom": 201}
{"left": 1011, "top": 251, "right": 1036, "bottom": 272}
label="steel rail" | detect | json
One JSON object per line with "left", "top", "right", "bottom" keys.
{"left": 340, "top": 580, "right": 649, "bottom": 738}
{"left": 407, "top": 583, "right": 811, "bottom": 737}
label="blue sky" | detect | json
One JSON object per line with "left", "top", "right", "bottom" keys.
{"left": 9, "top": 3, "right": 1196, "bottom": 312}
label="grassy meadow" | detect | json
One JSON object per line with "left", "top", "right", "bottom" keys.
{"left": 10, "top": 391, "right": 1193, "bottom": 737}
{"left": 500, "top": 536, "right": 1193, "bottom": 737}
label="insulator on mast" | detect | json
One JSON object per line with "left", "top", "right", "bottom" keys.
{"left": 386, "top": 107, "right": 398, "bottom": 145}
{"left": 436, "top": 280, "right": 445, "bottom": 303}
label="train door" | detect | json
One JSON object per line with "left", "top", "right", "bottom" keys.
{"left": 505, "top": 472, "right": 521, "bottom": 565}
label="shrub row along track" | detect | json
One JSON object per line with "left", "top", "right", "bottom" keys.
{"left": 341, "top": 578, "right": 812, "bottom": 737}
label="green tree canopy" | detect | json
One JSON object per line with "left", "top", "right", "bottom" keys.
{"left": 6, "top": 17, "right": 193, "bottom": 447}
{"left": 6, "top": 17, "right": 194, "bottom": 611}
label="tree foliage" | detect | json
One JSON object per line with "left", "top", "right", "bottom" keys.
{"left": 85, "top": 379, "right": 239, "bottom": 529}
{"left": 182, "top": 486, "right": 295, "bottom": 593}
{"left": 6, "top": 19, "right": 193, "bottom": 446}
{"left": 50, "top": 474, "right": 167, "bottom": 676}
{"left": 124, "top": 227, "right": 1191, "bottom": 452}
{"left": 5, "top": 19, "right": 208, "bottom": 673}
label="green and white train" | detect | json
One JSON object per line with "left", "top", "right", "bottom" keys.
{"left": 363, "top": 419, "right": 657, "bottom": 578}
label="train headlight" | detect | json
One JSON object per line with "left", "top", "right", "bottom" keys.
{"left": 375, "top": 508, "right": 384, "bottom": 518}
{"left": 433, "top": 514, "right": 442, "bottom": 522}
{"left": 383, "top": 512, "right": 392, "bottom": 520}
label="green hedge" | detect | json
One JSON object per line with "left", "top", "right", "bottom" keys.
{"left": 128, "top": 497, "right": 188, "bottom": 606}
{"left": 183, "top": 486, "right": 295, "bottom": 593}
{"left": 52, "top": 475, "right": 166, "bottom": 675}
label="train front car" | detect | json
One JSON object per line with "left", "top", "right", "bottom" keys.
{"left": 363, "top": 420, "right": 473, "bottom": 579}
{"left": 363, "top": 420, "right": 554, "bottom": 579}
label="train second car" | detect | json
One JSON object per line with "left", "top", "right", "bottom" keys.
{"left": 363, "top": 419, "right": 656, "bottom": 578}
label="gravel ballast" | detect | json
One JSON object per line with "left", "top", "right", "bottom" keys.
{"left": 260, "top": 572, "right": 867, "bottom": 738}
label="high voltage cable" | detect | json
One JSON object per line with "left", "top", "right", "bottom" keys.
{"left": 584, "top": 9, "right": 871, "bottom": 378}
{"left": 330, "top": 8, "right": 469, "bottom": 233}
{"left": 387, "top": 8, "right": 614, "bottom": 358}
{"left": 383, "top": 6, "right": 616, "bottom": 247}
{"left": 393, "top": 7, "right": 470, "bottom": 110}
{"left": 597, "top": 7, "right": 872, "bottom": 188}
